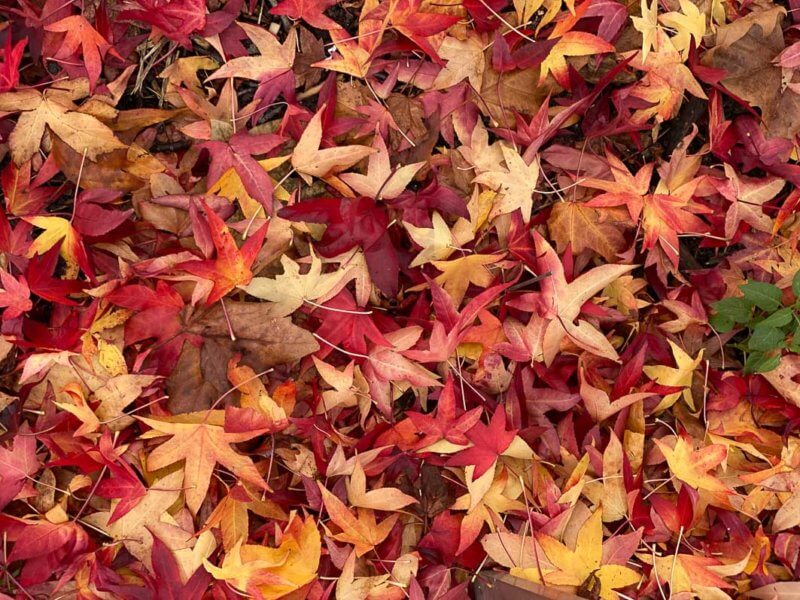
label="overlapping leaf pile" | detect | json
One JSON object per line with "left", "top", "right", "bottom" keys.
{"left": 1, "top": 0, "right": 800, "bottom": 596}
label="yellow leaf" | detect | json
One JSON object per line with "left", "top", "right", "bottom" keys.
{"left": 514, "top": 0, "right": 545, "bottom": 25}
{"left": 24, "top": 216, "right": 82, "bottom": 267}
{"left": 339, "top": 132, "right": 423, "bottom": 199}
{"left": 205, "top": 513, "right": 320, "bottom": 599}
{"left": 632, "top": 0, "right": 660, "bottom": 64}
{"left": 94, "top": 373, "right": 159, "bottom": 431}
{"left": 538, "top": 32, "right": 614, "bottom": 89}
{"left": 430, "top": 253, "right": 502, "bottom": 307}
{"left": 601, "top": 276, "right": 649, "bottom": 316}
{"left": 209, "top": 25, "right": 296, "bottom": 82}
{"left": 208, "top": 158, "right": 291, "bottom": 218}
{"left": 473, "top": 145, "right": 540, "bottom": 222}
{"left": 451, "top": 467, "right": 525, "bottom": 554}
{"left": 659, "top": 0, "right": 706, "bottom": 59}
{"left": 82, "top": 469, "right": 184, "bottom": 566}
{"left": 654, "top": 436, "right": 731, "bottom": 494}
{"left": 312, "top": 357, "right": 366, "bottom": 414}
{"left": 242, "top": 252, "right": 351, "bottom": 317}
{"left": 406, "top": 212, "right": 459, "bottom": 267}
{"left": 593, "top": 566, "right": 643, "bottom": 599}
{"left": 203, "top": 494, "right": 249, "bottom": 551}
{"left": 335, "top": 550, "right": 393, "bottom": 599}
{"left": 601, "top": 432, "right": 627, "bottom": 522}
{"left": 0, "top": 86, "right": 125, "bottom": 165}
{"left": 97, "top": 339, "right": 127, "bottom": 377}
{"left": 432, "top": 35, "right": 486, "bottom": 91}
{"left": 467, "top": 188, "right": 496, "bottom": 232}
{"left": 527, "top": 509, "right": 640, "bottom": 598}
{"left": 643, "top": 339, "right": 703, "bottom": 411}
{"left": 573, "top": 508, "right": 603, "bottom": 573}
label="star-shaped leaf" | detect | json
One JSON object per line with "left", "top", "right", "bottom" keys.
{"left": 243, "top": 251, "right": 351, "bottom": 317}
{"left": 139, "top": 410, "right": 268, "bottom": 513}
{"left": 528, "top": 232, "right": 634, "bottom": 364}
{"left": 473, "top": 144, "right": 540, "bottom": 222}
{"left": 515, "top": 509, "right": 641, "bottom": 597}
{"left": 643, "top": 339, "right": 703, "bottom": 411}
{"left": 654, "top": 435, "right": 731, "bottom": 494}
{"left": 179, "top": 202, "right": 267, "bottom": 305}
{"left": 318, "top": 484, "right": 399, "bottom": 556}
{"left": 291, "top": 108, "right": 376, "bottom": 182}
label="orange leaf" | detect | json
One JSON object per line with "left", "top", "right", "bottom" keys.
{"left": 179, "top": 201, "right": 267, "bottom": 305}
{"left": 346, "top": 461, "right": 418, "bottom": 511}
{"left": 318, "top": 483, "right": 399, "bottom": 556}
{"left": 654, "top": 436, "right": 731, "bottom": 494}
{"left": 205, "top": 513, "right": 320, "bottom": 599}
{"left": 539, "top": 32, "right": 614, "bottom": 89}
{"left": 139, "top": 410, "right": 268, "bottom": 514}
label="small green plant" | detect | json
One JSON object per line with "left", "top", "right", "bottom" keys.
{"left": 710, "top": 271, "right": 800, "bottom": 374}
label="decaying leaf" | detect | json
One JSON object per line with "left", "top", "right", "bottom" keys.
{"left": 166, "top": 302, "right": 318, "bottom": 412}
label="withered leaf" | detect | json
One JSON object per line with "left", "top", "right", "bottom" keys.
{"left": 704, "top": 7, "right": 800, "bottom": 139}
{"left": 52, "top": 138, "right": 164, "bottom": 191}
{"left": 167, "top": 302, "right": 318, "bottom": 412}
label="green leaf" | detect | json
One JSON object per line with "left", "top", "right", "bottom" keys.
{"left": 744, "top": 351, "right": 782, "bottom": 374}
{"left": 748, "top": 324, "right": 786, "bottom": 352}
{"left": 740, "top": 281, "right": 783, "bottom": 312}
{"left": 758, "top": 307, "right": 794, "bottom": 329}
{"left": 793, "top": 270, "right": 800, "bottom": 298}
{"left": 711, "top": 297, "right": 753, "bottom": 324}
{"left": 790, "top": 319, "right": 800, "bottom": 353}
{"left": 709, "top": 313, "right": 734, "bottom": 333}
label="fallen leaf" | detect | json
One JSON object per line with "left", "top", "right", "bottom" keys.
{"left": 0, "top": 84, "right": 125, "bottom": 165}
{"left": 139, "top": 410, "right": 268, "bottom": 513}
{"left": 291, "top": 108, "right": 375, "bottom": 182}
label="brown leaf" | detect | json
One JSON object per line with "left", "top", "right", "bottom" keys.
{"left": 166, "top": 302, "right": 318, "bottom": 413}
{"left": 52, "top": 138, "right": 163, "bottom": 191}
{"left": 704, "top": 7, "right": 800, "bottom": 139}
{"left": 479, "top": 66, "right": 545, "bottom": 128}
{"left": 295, "top": 27, "right": 326, "bottom": 88}
{"left": 548, "top": 202, "right": 628, "bottom": 260}
{"left": 386, "top": 94, "right": 428, "bottom": 153}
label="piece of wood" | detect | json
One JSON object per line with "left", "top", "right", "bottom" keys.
{"left": 473, "top": 572, "right": 584, "bottom": 600}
